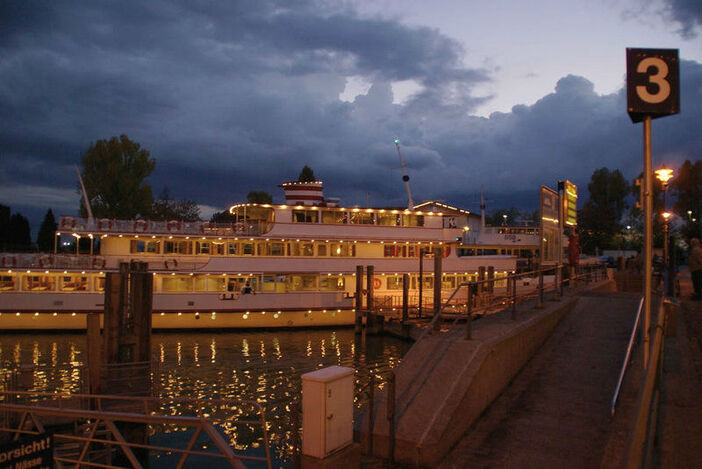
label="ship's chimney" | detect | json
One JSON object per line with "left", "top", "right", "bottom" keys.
{"left": 281, "top": 181, "right": 324, "bottom": 206}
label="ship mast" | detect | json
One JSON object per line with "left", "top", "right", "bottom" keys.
{"left": 75, "top": 165, "right": 94, "bottom": 223}
{"left": 394, "top": 139, "right": 414, "bottom": 210}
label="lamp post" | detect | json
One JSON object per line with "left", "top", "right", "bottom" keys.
{"left": 662, "top": 211, "right": 672, "bottom": 295}
{"left": 655, "top": 167, "right": 674, "bottom": 296}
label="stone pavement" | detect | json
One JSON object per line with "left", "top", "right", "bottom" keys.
{"left": 657, "top": 268, "right": 702, "bottom": 468}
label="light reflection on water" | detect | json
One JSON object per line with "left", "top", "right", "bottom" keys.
{"left": 0, "top": 328, "right": 410, "bottom": 465}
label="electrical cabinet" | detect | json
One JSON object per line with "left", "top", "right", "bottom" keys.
{"left": 301, "top": 366, "right": 354, "bottom": 458}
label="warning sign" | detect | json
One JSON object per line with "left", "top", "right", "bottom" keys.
{"left": 0, "top": 434, "right": 53, "bottom": 469}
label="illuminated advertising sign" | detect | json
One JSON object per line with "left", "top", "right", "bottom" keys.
{"left": 540, "top": 186, "right": 560, "bottom": 265}
{"left": 563, "top": 180, "right": 577, "bottom": 227}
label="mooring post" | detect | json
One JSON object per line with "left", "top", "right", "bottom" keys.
{"left": 465, "top": 286, "right": 473, "bottom": 340}
{"left": 432, "top": 247, "right": 442, "bottom": 332}
{"left": 553, "top": 265, "right": 561, "bottom": 301}
{"left": 478, "top": 266, "right": 486, "bottom": 307}
{"left": 368, "top": 374, "right": 375, "bottom": 455}
{"left": 418, "top": 248, "right": 424, "bottom": 318}
{"left": 355, "top": 265, "right": 363, "bottom": 333}
{"left": 86, "top": 313, "right": 101, "bottom": 396}
{"left": 537, "top": 269, "right": 544, "bottom": 309}
{"left": 487, "top": 266, "right": 495, "bottom": 295}
{"left": 387, "top": 371, "right": 396, "bottom": 464}
{"left": 511, "top": 273, "right": 517, "bottom": 319}
{"left": 402, "top": 274, "right": 409, "bottom": 323}
{"left": 366, "top": 265, "right": 374, "bottom": 319}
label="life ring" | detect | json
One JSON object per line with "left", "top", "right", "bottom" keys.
{"left": 1, "top": 256, "right": 17, "bottom": 268}
{"left": 98, "top": 218, "right": 112, "bottom": 231}
{"left": 361, "top": 289, "right": 368, "bottom": 295}
{"left": 39, "top": 255, "right": 54, "bottom": 268}
{"left": 134, "top": 220, "right": 147, "bottom": 232}
{"left": 164, "top": 259, "right": 178, "bottom": 270}
{"left": 60, "top": 217, "right": 76, "bottom": 230}
{"left": 167, "top": 220, "right": 181, "bottom": 232}
{"left": 92, "top": 257, "right": 106, "bottom": 269}
{"left": 373, "top": 278, "right": 382, "bottom": 289}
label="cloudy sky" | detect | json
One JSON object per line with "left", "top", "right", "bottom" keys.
{"left": 1, "top": 0, "right": 701, "bottom": 232}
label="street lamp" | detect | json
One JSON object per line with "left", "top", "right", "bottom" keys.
{"left": 655, "top": 167, "right": 674, "bottom": 211}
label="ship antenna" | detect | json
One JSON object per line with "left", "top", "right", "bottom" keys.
{"left": 75, "top": 164, "right": 94, "bottom": 223}
{"left": 394, "top": 139, "right": 414, "bottom": 210}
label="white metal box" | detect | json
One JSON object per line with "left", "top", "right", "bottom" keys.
{"left": 301, "top": 365, "right": 354, "bottom": 458}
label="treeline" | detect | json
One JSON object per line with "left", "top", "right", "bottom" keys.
{"left": 0, "top": 205, "right": 57, "bottom": 252}
{"left": 577, "top": 160, "right": 701, "bottom": 254}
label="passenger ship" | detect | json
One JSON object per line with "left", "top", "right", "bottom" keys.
{"left": 0, "top": 181, "right": 522, "bottom": 330}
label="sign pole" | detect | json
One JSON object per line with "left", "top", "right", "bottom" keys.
{"left": 642, "top": 115, "right": 653, "bottom": 367}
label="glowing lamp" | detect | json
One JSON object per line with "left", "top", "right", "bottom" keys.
{"left": 655, "top": 167, "right": 674, "bottom": 185}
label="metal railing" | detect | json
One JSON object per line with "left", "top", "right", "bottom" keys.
{"left": 0, "top": 390, "right": 272, "bottom": 469}
{"left": 415, "top": 263, "right": 608, "bottom": 342}
{"left": 59, "top": 217, "right": 271, "bottom": 237}
{"left": 624, "top": 297, "right": 668, "bottom": 469}
{"left": 611, "top": 296, "right": 644, "bottom": 416}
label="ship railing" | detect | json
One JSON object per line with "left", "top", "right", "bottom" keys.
{"left": 0, "top": 390, "right": 272, "bottom": 469}
{"left": 0, "top": 253, "right": 101, "bottom": 270}
{"left": 58, "top": 216, "right": 272, "bottom": 237}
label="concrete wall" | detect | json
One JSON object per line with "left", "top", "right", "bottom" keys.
{"left": 362, "top": 297, "right": 579, "bottom": 467}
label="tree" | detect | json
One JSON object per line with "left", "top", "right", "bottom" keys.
{"left": 210, "top": 210, "right": 236, "bottom": 223}
{"left": 80, "top": 135, "right": 155, "bottom": 219}
{"left": 297, "top": 165, "right": 316, "bottom": 182}
{"left": 246, "top": 191, "right": 273, "bottom": 204}
{"left": 486, "top": 207, "right": 522, "bottom": 226}
{"left": 150, "top": 188, "right": 201, "bottom": 221}
{"left": 671, "top": 159, "right": 702, "bottom": 239}
{"left": 0, "top": 204, "right": 9, "bottom": 251}
{"left": 37, "top": 209, "right": 57, "bottom": 252}
{"left": 7, "top": 213, "right": 31, "bottom": 252}
{"left": 577, "top": 168, "right": 630, "bottom": 254}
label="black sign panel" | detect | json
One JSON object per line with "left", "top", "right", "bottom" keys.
{"left": 0, "top": 434, "right": 53, "bottom": 469}
{"left": 626, "top": 48, "right": 679, "bottom": 123}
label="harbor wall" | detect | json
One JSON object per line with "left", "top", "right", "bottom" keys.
{"left": 362, "top": 296, "right": 581, "bottom": 467}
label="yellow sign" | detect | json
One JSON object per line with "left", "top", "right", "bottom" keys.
{"left": 563, "top": 180, "right": 577, "bottom": 227}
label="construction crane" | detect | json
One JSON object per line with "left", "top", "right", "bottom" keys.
{"left": 394, "top": 139, "right": 414, "bottom": 210}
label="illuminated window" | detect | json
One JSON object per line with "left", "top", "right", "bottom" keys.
{"left": 321, "top": 211, "right": 347, "bottom": 224}
{"left": 164, "top": 240, "right": 192, "bottom": 255}
{"left": 386, "top": 276, "right": 403, "bottom": 290}
{"left": 130, "top": 240, "right": 161, "bottom": 254}
{"left": 228, "top": 242, "right": 239, "bottom": 255}
{"left": 22, "top": 275, "right": 56, "bottom": 291}
{"left": 194, "top": 275, "right": 226, "bottom": 292}
{"left": 0, "top": 275, "right": 16, "bottom": 291}
{"left": 59, "top": 275, "right": 88, "bottom": 291}
{"left": 95, "top": 275, "right": 105, "bottom": 292}
{"left": 285, "top": 274, "right": 317, "bottom": 291}
{"left": 319, "top": 276, "right": 345, "bottom": 291}
{"left": 377, "top": 213, "right": 400, "bottom": 226}
{"left": 350, "top": 212, "right": 373, "bottom": 224}
{"left": 161, "top": 275, "right": 194, "bottom": 292}
{"left": 293, "top": 210, "right": 318, "bottom": 223}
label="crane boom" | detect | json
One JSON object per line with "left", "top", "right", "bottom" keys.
{"left": 394, "top": 139, "right": 414, "bottom": 210}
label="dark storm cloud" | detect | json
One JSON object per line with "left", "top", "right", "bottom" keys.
{"left": 1, "top": 0, "right": 701, "bottom": 234}
{"left": 661, "top": 0, "right": 702, "bottom": 38}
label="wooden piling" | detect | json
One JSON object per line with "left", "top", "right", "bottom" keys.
{"left": 355, "top": 265, "right": 363, "bottom": 333}
{"left": 402, "top": 274, "right": 409, "bottom": 323}
{"left": 433, "top": 247, "right": 442, "bottom": 331}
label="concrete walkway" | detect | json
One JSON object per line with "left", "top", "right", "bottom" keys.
{"left": 439, "top": 291, "right": 641, "bottom": 468}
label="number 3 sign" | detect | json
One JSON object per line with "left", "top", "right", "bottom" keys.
{"left": 627, "top": 48, "right": 679, "bottom": 123}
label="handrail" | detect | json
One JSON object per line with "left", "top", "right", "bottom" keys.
{"left": 415, "top": 265, "right": 561, "bottom": 341}
{"left": 611, "top": 296, "right": 644, "bottom": 416}
{"left": 624, "top": 297, "right": 667, "bottom": 469}
{"left": 412, "top": 263, "right": 606, "bottom": 343}
{"left": 0, "top": 390, "right": 272, "bottom": 469}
